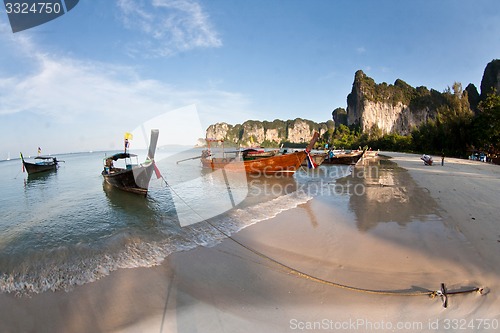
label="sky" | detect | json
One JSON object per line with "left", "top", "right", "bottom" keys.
{"left": 1, "top": 0, "right": 499, "bottom": 157}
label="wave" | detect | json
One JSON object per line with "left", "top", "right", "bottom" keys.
{"left": 0, "top": 190, "right": 313, "bottom": 296}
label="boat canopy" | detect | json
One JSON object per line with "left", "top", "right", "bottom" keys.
{"left": 35, "top": 156, "right": 56, "bottom": 160}
{"left": 105, "top": 153, "right": 138, "bottom": 161}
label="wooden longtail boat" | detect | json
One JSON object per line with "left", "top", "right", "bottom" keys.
{"left": 323, "top": 150, "right": 364, "bottom": 165}
{"left": 102, "top": 129, "right": 159, "bottom": 196}
{"left": 301, "top": 153, "right": 327, "bottom": 167}
{"left": 201, "top": 151, "right": 305, "bottom": 175}
{"left": 202, "top": 132, "right": 319, "bottom": 175}
{"left": 20, "top": 153, "right": 61, "bottom": 175}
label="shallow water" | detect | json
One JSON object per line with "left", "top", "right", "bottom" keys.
{"left": 0, "top": 150, "right": 346, "bottom": 295}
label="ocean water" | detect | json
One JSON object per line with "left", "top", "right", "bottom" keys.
{"left": 0, "top": 150, "right": 350, "bottom": 296}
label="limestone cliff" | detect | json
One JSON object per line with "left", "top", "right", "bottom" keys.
{"left": 346, "top": 60, "right": 500, "bottom": 135}
{"left": 466, "top": 60, "right": 500, "bottom": 112}
{"left": 480, "top": 59, "right": 500, "bottom": 99}
{"left": 347, "top": 71, "right": 439, "bottom": 135}
{"left": 206, "top": 122, "right": 232, "bottom": 141}
{"left": 206, "top": 118, "right": 332, "bottom": 147}
{"left": 332, "top": 107, "right": 347, "bottom": 126}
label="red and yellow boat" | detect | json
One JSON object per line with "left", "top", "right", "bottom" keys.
{"left": 202, "top": 132, "right": 319, "bottom": 175}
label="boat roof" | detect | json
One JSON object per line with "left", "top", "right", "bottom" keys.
{"left": 35, "top": 156, "right": 56, "bottom": 160}
{"left": 105, "top": 152, "right": 138, "bottom": 161}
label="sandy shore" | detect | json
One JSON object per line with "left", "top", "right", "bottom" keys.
{"left": 1, "top": 153, "right": 499, "bottom": 332}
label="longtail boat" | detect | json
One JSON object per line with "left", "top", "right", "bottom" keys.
{"left": 202, "top": 132, "right": 319, "bottom": 175}
{"left": 323, "top": 150, "right": 364, "bottom": 165}
{"left": 20, "top": 153, "right": 61, "bottom": 175}
{"left": 102, "top": 129, "right": 159, "bottom": 196}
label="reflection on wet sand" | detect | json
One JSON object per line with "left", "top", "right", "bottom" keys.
{"left": 338, "top": 158, "right": 440, "bottom": 231}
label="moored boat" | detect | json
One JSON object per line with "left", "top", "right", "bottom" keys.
{"left": 323, "top": 150, "right": 364, "bottom": 165}
{"left": 201, "top": 151, "right": 306, "bottom": 175}
{"left": 202, "top": 132, "right": 319, "bottom": 175}
{"left": 20, "top": 153, "right": 61, "bottom": 174}
{"left": 102, "top": 129, "right": 159, "bottom": 196}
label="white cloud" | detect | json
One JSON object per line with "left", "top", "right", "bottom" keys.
{"left": 0, "top": 55, "right": 251, "bottom": 147}
{"left": 356, "top": 46, "right": 366, "bottom": 54}
{"left": 0, "top": 52, "right": 251, "bottom": 123}
{"left": 0, "top": 26, "right": 250, "bottom": 156}
{"left": 116, "top": 0, "right": 222, "bottom": 57}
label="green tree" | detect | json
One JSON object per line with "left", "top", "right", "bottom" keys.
{"left": 473, "top": 90, "right": 500, "bottom": 151}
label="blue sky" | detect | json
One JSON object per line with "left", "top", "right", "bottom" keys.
{"left": 1, "top": 0, "right": 499, "bottom": 157}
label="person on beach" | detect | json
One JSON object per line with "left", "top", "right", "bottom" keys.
{"left": 441, "top": 152, "right": 445, "bottom": 166}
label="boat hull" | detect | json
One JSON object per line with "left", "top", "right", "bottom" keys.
{"left": 323, "top": 151, "right": 364, "bottom": 165}
{"left": 102, "top": 163, "right": 154, "bottom": 196}
{"left": 202, "top": 151, "right": 307, "bottom": 175}
{"left": 301, "top": 153, "right": 327, "bottom": 167}
{"left": 22, "top": 161, "right": 57, "bottom": 174}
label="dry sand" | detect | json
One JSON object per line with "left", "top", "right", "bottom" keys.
{"left": 0, "top": 153, "right": 499, "bottom": 333}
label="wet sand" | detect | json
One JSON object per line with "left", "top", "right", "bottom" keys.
{"left": 1, "top": 153, "right": 499, "bottom": 332}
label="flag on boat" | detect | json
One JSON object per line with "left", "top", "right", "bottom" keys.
{"left": 124, "top": 132, "right": 133, "bottom": 152}
{"left": 153, "top": 163, "right": 162, "bottom": 179}
{"left": 306, "top": 151, "right": 318, "bottom": 169}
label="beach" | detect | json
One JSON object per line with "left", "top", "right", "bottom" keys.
{"left": 1, "top": 153, "right": 499, "bottom": 333}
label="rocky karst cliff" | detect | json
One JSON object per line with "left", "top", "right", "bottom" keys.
{"left": 206, "top": 118, "right": 333, "bottom": 147}
{"left": 480, "top": 59, "right": 500, "bottom": 98}
{"left": 346, "top": 71, "right": 438, "bottom": 135}
{"left": 346, "top": 60, "right": 500, "bottom": 136}
{"left": 467, "top": 59, "right": 500, "bottom": 111}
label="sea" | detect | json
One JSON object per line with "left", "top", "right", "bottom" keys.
{"left": 0, "top": 149, "right": 354, "bottom": 296}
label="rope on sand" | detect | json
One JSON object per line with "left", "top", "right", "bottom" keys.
{"left": 160, "top": 177, "right": 486, "bottom": 308}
